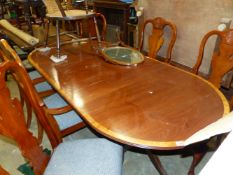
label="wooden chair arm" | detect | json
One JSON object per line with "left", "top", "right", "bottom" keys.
{"left": 45, "top": 105, "right": 73, "bottom": 115}
{"left": 38, "top": 89, "right": 55, "bottom": 98}
{"left": 32, "top": 77, "right": 47, "bottom": 84}
{"left": 0, "top": 166, "right": 10, "bottom": 175}
{"left": 32, "top": 77, "right": 55, "bottom": 98}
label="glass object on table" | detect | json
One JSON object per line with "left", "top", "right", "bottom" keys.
{"left": 101, "top": 46, "right": 144, "bottom": 66}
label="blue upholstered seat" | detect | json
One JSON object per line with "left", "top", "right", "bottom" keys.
{"left": 43, "top": 93, "right": 83, "bottom": 130}
{"left": 29, "top": 70, "right": 83, "bottom": 131}
{"left": 44, "top": 138, "right": 123, "bottom": 175}
{"left": 28, "top": 70, "right": 52, "bottom": 92}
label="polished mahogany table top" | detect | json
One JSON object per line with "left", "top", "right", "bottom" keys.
{"left": 28, "top": 43, "right": 229, "bottom": 150}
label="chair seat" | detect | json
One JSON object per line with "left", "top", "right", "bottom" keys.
{"left": 28, "top": 70, "right": 52, "bottom": 92}
{"left": 46, "top": 10, "right": 94, "bottom": 20}
{"left": 43, "top": 93, "right": 83, "bottom": 130}
{"left": 44, "top": 138, "right": 123, "bottom": 175}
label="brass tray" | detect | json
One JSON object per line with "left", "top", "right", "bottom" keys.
{"left": 101, "top": 46, "right": 144, "bottom": 66}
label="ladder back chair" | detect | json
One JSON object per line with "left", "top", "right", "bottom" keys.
{"left": 43, "top": 0, "right": 101, "bottom": 58}
{"left": 139, "top": 17, "right": 177, "bottom": 63}
{"left": 0, "top": 61, "right": 123, "bottom": 175}
{"left": 0, "top": 39, "right": 86, "bottom": 148}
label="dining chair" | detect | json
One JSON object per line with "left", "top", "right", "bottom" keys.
{"left": 189, "top": 28, "right": 233, "bottom": 175}
{"left": 0, "top": 39, "right": 53, "bottom": 129}
{"left": 76, "top": 12, "right": 107, "bottom": 41}
{"left": 43, "top": 0, "right": 101, "bottom": 58}
{"left": 0, "top": 60, "right": 124, "bottom": 175}
{"left": 0, "top": 39, "right": 86, "bottom": 148}
{"left": 192, "top": 29, "right": 233, "bottom": 89}
{"left": 139, "top": 17, "right": 177, "bottom": 63}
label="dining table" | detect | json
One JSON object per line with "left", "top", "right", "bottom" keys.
{"left": 28, "top": 41, "right": 229, "bottom": 174}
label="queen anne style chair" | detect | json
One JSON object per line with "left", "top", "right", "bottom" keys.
{"left": 0, "top": 39, "right": 86, "bottom": 147}
{"left": 0, "top": 39, "right": 53, "bottom": 131}
{"left": 188, "top": 28, "right": 233, "bottom": 175}
{"left": 0, "top": 61, "right": 123, "bottom": 175}
{"left": 192, "top": 29, "right": 233, "bottom": 88}
{"left": 139, "top": 17, "right": 177, "bottom": 63}
{"left": 43, "top": 0, "right": 101, "bottom": 58}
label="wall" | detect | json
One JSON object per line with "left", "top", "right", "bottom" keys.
{"left": 138, "top": 0, "right": 233, "bottom": 73}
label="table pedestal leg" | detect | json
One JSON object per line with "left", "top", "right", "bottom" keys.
{"left": 188, "top": 152, "right": 205, "bottom": 175}
{"left": 147, "top": 150, "right": 168, "bottom": 175}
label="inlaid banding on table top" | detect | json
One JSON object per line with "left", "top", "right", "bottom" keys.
{"left": 28, "top": 43, "right": 229, "bottom": 149}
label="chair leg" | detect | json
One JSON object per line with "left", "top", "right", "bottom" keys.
{"left": 23, "top": 2, "right": 33, "bottom": 35}
{"left": 44, "top": 19, "right": 50, "bottom": 46}
{"left": 188, "top": 152, "right": 205, "bottom": 175}
{"left": 147, "top": 150, "right": 168, "bottom": 175}
{"left": 93, "top": 15, "right": 102, "bottom": 49}
{"left": 93, "top": 16, "right": 101, "bottom": 42}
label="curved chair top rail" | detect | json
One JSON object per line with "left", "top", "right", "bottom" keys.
{"left": 192, "top": 29, "right": 233, "bottom": 88}
{"left": 139, "top": 17, "right": 177, "bottom": 63}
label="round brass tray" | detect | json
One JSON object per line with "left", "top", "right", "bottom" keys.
{"left": 101, "top": 46, "right": 144, "bottom": 66}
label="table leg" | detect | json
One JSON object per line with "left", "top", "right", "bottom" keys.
{"left": 188, "top": 152, "right": 205, "bottom": 175}
{"left": 147, "top": 150, "right": 168, "bottom": 175}
{"left": 23, "top": 0, "right": 33, "bottom": 35}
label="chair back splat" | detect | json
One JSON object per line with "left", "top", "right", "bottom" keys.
{"left": 192, "top": 29, "right": 233, "bottom": 88}
{"left": 0, "top": 60, "right": 61, "bottom": 148}
{"left": 0, "top": 61, "right": 50, "bottom": 174}
{"left": 139, "top": 17, "right": 177, "bottom": 63}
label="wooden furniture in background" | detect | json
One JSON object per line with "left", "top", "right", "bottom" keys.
{"left": 13, "top": 0, "right": 46, "bottom": 36}
{"left": 29, "top": 41, "right": 229, "bottom": 174}
{"left": 77, "top": 12, "right": 107, "bottom": 41}
{"left": 94, "top": 0, "right": 131, "bottom": 42}
{"left": 127, "top": 23, "right": 137, "bottom": 46}
{"left": 43, "top": 0, "right": 101, "bottom": 58}
{"left": 0, "top": 61, "right": 123, "bottom": 174}
{"left": 0, "top": 0, "right": 6, "bottom": 19}
{"left": 139, "top": 17, "right": 177, "bottom": 63}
